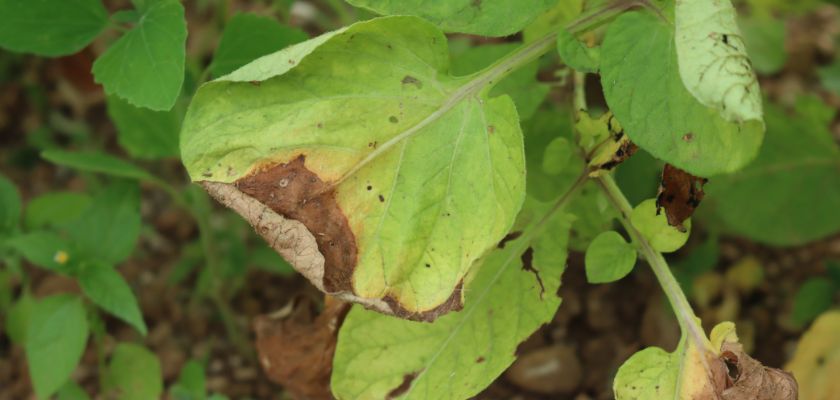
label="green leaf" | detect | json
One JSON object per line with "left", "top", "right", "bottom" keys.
{"left": 67, "top": 181, "right": 141, "bottom": 264}
{"left": 0, "top": 173, "right": 20, "bottom": 233}
{"left": 77, "top": 262, "right": 147, "bottom": 335}
{"left": 57, "top": 381, "right": 91, "bottom": 400}
{"left": 556, "top": 29, "right": 599, "bottom": 73}
{"left": 740, "top": 15, "right": 787, "bottom": 75}
{"left": 818, "top": 60, "right": 840, "bottom": 96}
{"left": 24, "top": 192, "right": 91, "bottom": 230}
{"left": 450, "top": 43, "right": 549, "bottom": 120}
{"left": 630, "top": 199, "right": 690, "bottom": 253}
{"left": 104, "top": 343, "right": 163, "bottom": 400}
{"left": 6, "top": 231, "right": 75, "bottom": 273}
{"left": 585, "top": 231, "right": 637, "bottom": 283}
{"left": 5, "top": 292, "right": 33, "bottom": 345}
{"left": 675, "top": 0, "right": 763, "bottom": 122}
{"left": 182, "top": 17, "right": 525, "bottom": 317}
{"left": 791, "top": 278, "right": 835, "bottom": 328}
{"left": 705, "top": 97, "right": 840, "bottom": 245}
{"left": 170, "top": 360, "right": 206, "bottom": 400}
{"left": 92, "top": 0, "right": 186, "bottom": 110}
{"left": 523, "top": 108, "right": 581, "bottom": 202}
{"left": 106, "top": 96, "right": 181, "bottom": 159}
{"left": 210, "top": 12, "right": 308, "bottom": 78}
{"left": 332, "top": 198, "right": 573, "bottom": 399}
{"left": 601, "top": 11, "right": 764, "bottom": 176}
{"left": 26, "top": 294, "right": 89, "bottom": 400}
{"left": 41, "top": 150, "right": 156, "bottom": 181}
{"left": 0, "top": 0, "right": 108, "bottom": 56}
{"left": 346, "top": 0, "right": 558, "bottom": 36}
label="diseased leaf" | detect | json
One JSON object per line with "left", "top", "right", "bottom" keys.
{"left": 630, "top": 199, "right": 690, "bottom": 253}
{"left": 107, "top": 96, "right": 181, "bottom": 159}
{"left": 103, "top": 343, "right": 163, "bottom": 400}
{"left": 556, "top": 29, "right": 599, "bottom": 73}
{"left": 0, "top": 173, "right": 20, "bottom": 233}
{"left": 23, "top": 192, "right": 91, "bottom": 230}
{"left": 210, "top": 12, "right": 308, "bottom": 78}
{"left": 67, "top": 181, "right": 141, "bottom": 264}
{"left": 785, "top": 311, "right": 840, "bottom": 400}
{"left": 331, "top": 198, "right": 573, "bottom": 399}
{"left": 585, "top": 231, "right": 636, "bottom": 283}
{"left": 42, "top": 150, "right": 156, "bottom": 181}
{"left": 675, "top": 0, "right": 763, "bottom": 122}
{"left": 450, "top": 43, "right": 549, "bottom": 120}
{"left": 601, "top": 11, "right": 764, "bottom": 176}
{"left": 92, "top": 0, "right": 187, "bottom": 110}
{"left": 26, "top": 294, "right": 89, "bottom": 400}
{"left": 655, "top": 164, "right": 707, "bottom": 232}
{"left": 346, "top": 0, "right": 558, "bottom": 36}
{"left": 0, "top": 0, "right": 108, "bottom": 56}
{"left": 77, "top": 262, "right": 147, "bottom": 335}
{"left": 182, "top": 17, "right": 525, "bottom": 319}
{"left": 705, "top": 97, "right": 840, "bottom": 246}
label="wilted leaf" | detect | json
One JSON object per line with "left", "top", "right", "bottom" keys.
{"left": 786, "top": 311, "right": 840, "bottom": 400}
{"left": 92, "top": 0, "right": 186, "bottom": 110}
{"left": 182, "top": 17, "right": 525, "bottom": 319}
{"left": 601, "top": 11, "right": 764, "bottom": 176}
{"left": 705, "top": 97, "right": 840, "bottom": 245}
{"left": 331, "top": 198, "right": 573, "bottom": 399}
{"left": 346, "top": 0, "right": 558, "bottom": 36}
{"left": 0, "top": 0, "right": 108, "bottom": 56}
{"left": 255, "top": 297, "right": 349, "bottom": 400}
{"left": 655, "top": 164, "right": 707, "bottom": 232}
{"left": 675, "top": 0, "right": 763, "bottom": 122}
{"left": 210, "top": 12, "right": 308, "bottom": 78}
{"left": 585, "top": 231, "right": 637, "bottom": 283}
{"left": 26, "top": 294, "right": 89, "bottom": 399}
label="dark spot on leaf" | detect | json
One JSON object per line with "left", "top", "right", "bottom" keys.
{"left": 378, "top": 194, "right": 385, "bottom": 202}
{"left": 288, "top": 59, "right": 295, "bottom": 65}
{"left": 597, "top": 140, "right": 638, "bottom": 171}
{"left": 683, "top": 132, "right": 694, "bottom": 142}
{"left": 472, "top": 0, "right": 482, "bottom": 9}
{"left": 401, "top": 75, "right": 423, "bottom": 89}
{"left": 249, "top": 80, "right": 261, "bottom": 86}
{"left": 386, "top": 371, "right": 420, "bottom": 399}
{"left": 487, "top": 125, "right": 495, "bottom": 134}
{"left": 817, "top": 356, "right": 826, "bottom": 366}
{"left": 655, "top": 164, "right": 708, "bottom": 232}
{"left": 389, "top": 116, "right": 399, "bottom": 123}
{"left": 234, "top": 155, "right": 357, "bottom": 292}
{"left": 366, "top": 185, "right": 372, "bottom": 191}
{"left": 497, "top": 230, "right": 523, "bottom": 248}
{"left": 476, "top": 356, "right": 485, "bottom": 363}
{"left": 202, "top": 171, "right": 213, "bottom": 178}
{"left": 317, "top": 122, "right": 323, "bottom": 129}
{"left": 521, "top": 247, "right": 545, "bottom": 298}
{"left": 425, "top": 263, "right": 430, "bottom": 268}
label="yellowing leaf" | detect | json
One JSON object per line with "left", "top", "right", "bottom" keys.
{"left": 676, "top": 0, "right": 763, "bottom": 123}
{"left": 786, "top": 311, "right": 840, "bottom": 400}
{"left": 181, "top": 17, "right": 526, "bottom": 320}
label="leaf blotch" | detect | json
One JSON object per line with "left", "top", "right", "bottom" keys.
{"left": 387, "top": 371, "right": 420, "bottom": 399}
{"left": 401, "top": 75, "right": 423, "bottom": 89}
{"left": 497, "top": 230, "right": 523, "bottom": 248}
{"left": 655, "top": 164, "right": 708, "bottom": 232}
{"left": 378, "top": 194, "right": 385, "bottom": 203}
{"left": 383, "top": 281, "right": 464, "bottom": 322}
{"left": 235, "top": 155, "right": 357, "bottom": 292}
{"left": 520, "top": 247, "right": 545, "bottom": 298}
{"left": 389, "top": 116, "right": 399, "bottom": 124}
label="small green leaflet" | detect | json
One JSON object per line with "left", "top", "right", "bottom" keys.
{"left": 107, "top": 96, "right": 181, "bottom": 159}
{"left": 5, "top": 231, "right": 75, "bottom": 273}
{"left": 26, "top": 294, "right": 89, "bottom": 400}
{"left": 332, "top": 197, "right": 573, "bottom": 399}
{"left": 346, "top": 0, "right": 558, "bottom": 37}
{"left": 92, "top": 0, "right": 187, "bottom": 110}
{"left": 675, "top": 0, "right": 762, "bottom": 123}
{"left": 585, "top": 231, "right": 636, "bottom": 283}
{"left": 77, "top": 262, "right": 147, "bottom": 335}
{"left": 630, "top": 199, "right": 690, "bottom": 253}
{"left": 600, "top": 11, "right": 764, "bottom": 176}
{"left": 556, "top": 29, "right": 599, "bottom": 73}
{"left": 67, "top": 181, "right": 142, "bottom": 265}
{"left": 182, "top": 16, "right": 525, "bottom": 317}
{"left": 210, "top": 12, "right": 309, "bottom": 78}
{"left": 104, "top": 343, "right": 163, "bottom": 400}
{"left": 0, "top": 0, "right": 108, "bottom": 56}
